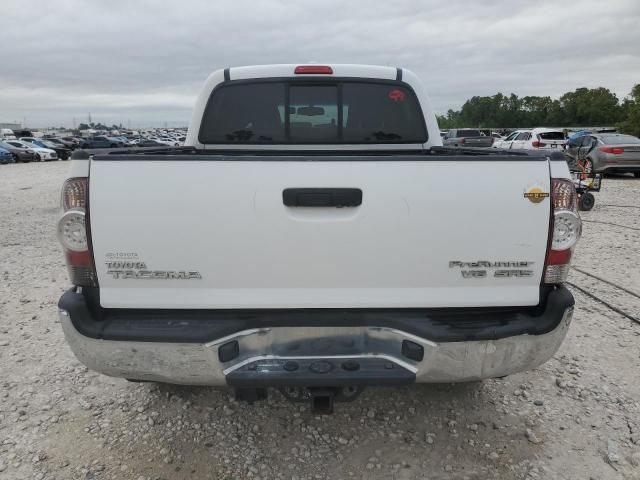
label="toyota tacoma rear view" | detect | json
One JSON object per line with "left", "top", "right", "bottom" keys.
{"left": 57, "top": 64, "right": 580, "bottom": 412}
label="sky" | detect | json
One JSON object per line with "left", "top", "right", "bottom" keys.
{"left": 1, "top": 0, "right": 639, "bottom": 128}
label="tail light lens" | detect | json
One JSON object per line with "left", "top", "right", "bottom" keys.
{"left": 598, "top": 146, "right": 624, "bottom": 154}
{"left": 58, "top": 211, "right": 88, "bottom": 251}
{"left": 551, "top": 211, "right": 581, "bottom": 250}
{"left": 58, "top": 178, "right": 97, "bottom": 287}
{"left": 532, "top": 139, "right": 547, "bottom": 148}
{"left": 544, "top": 179, "right": 581, "bottom": 284}
{"left": 61, "top": 177, "right": 87, "bottom": 210}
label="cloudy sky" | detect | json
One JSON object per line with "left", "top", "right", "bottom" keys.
{"left": 1, "top": 0, "right": 639, "bottom": 127}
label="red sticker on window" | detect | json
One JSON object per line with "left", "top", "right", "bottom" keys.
{"left": 388, "top": 89, "right": 405, "bottom": 102}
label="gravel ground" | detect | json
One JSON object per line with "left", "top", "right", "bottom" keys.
{"left": 1, "top": 161, "right": 639, "bottom": 480}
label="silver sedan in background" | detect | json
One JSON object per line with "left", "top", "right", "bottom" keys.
{"left": 566, "top": 133, "right": 640, "bottom": 177}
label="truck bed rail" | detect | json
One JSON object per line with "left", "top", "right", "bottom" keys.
{"left": 72, "top": 145, "right": 554, "bottom": 162}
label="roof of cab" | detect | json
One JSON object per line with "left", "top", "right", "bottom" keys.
{"left": 228, "top": 64, "right": 400, "bottom": 81}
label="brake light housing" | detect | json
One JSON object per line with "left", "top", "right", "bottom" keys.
{"left": 544, "top": 179, "right": 581, "bottom": 284}
{"left": 598, "top": 146, "right": 624, "bottom": 154}
{"left": 58, "top": 177, "right": 97, "bottom": 287}
{"left": 532, "top": 140, "right": 547, "bottom": 148}
{"left": 294, "top": 65, "right": 333, "bottom": 75}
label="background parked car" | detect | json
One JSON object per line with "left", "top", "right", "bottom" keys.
{"left": 0, "top": 146, "right": 14, "bottom": 164}
{"left": 7, "top": 140, "right": 57, "bottom": 161}
{"left": 11, "top": 129, "right": 34, "bottom": 138}
{"left": 566, "top": 133, "right": 640, "bottom": 176}
{"left": 60, "top": 137, "right": 81, "bottom": 148}
{"left": 20, "top": 138, "right": 70, "bottom": 160}
{"left": 45, "top": 137, "right": 76, "bottom": 150}
{"left": 157, "top": 138, "right": 182, "bottom": 146}
{"left": 0, "top": 141, "right": 36, "bottom": 163}
{"left": 565, "top": 131, "right": 590, "bottom": 152}
{"left": 0, "top": 128, "right": 17, "bottom": 140}
{"left": 492, "top": 130, "right": 531, "bottom": 149}
{"left": 443, "top": 129, "right": 494, "bottom": 147}
{"left": 79, "top": 136, "right": 125, "bottom": 149}
{"left": 508, "top": 128, "right": 566, "bottom": 150}
{"left": 131, "top": 139, "right": 168, "bottom": 147}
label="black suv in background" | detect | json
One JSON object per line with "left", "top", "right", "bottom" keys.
{"left": 45, "top": 137, "right": 77, "bottom": 150}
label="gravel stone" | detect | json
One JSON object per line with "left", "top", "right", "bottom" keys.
{"left": 525, "top": 429, "right": 542, "bottom": 444}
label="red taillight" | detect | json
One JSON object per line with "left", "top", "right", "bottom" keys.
{"left": 532, "top": 140, "right": 547, "bottom": 148}
{"left": 546, "top": 248, "right": 572, "bottom": 266}
{"left": 294, "top": 65, "right": 333, "bottom": 74}
{"left": 544, "top": 179, "right": 581, "bottom": 284}
{"left": 598, "top": 146, "right": 624, "bottom": 154}
{"left": 58, "top": 178, "right": 97, "bottom": 287}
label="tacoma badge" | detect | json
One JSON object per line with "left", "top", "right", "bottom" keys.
{"left": 105, "top": 260, "right": 202, "bottom": 280}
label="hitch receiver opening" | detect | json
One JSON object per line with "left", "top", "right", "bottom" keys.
{"left": 310, "top": 388, "right": 335, "bottom": 415}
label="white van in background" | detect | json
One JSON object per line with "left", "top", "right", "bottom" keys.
{"left": 1, "top": 128, "right": 17, "bottom": 140}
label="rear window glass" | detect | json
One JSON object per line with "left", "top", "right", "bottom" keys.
{"left": 504, "top": 132, "right": 519, "bottom": 141}
{"left": 199, "top": 81, "right": 427, "bottom": 144}
{"left": 538, "top": 131, "right": 565, "bottom": 141}
{"left": 456, "top": 130, "right": 481, "bottom": 137}
{"left": 601, "top": 135, "right": 640, "bottom": 145}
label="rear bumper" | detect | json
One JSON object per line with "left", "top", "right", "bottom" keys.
{"left": 58, "top": 287, "right": 574, "bottom": 386}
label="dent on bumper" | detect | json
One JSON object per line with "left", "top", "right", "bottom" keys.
{"left": 59, "top": 306, "right": 573, "bottom": 386}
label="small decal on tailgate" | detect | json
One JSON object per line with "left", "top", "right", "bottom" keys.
{"left": 523, "top": 186, "right": 549, "bottom": 204}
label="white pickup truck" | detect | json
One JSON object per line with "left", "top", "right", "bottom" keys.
{"left": 57, "top": 64, "right": 580, "bottom": 412}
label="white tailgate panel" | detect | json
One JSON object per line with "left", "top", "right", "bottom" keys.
{"left": 90, "top": 160, "right": 551, "bottom": 309}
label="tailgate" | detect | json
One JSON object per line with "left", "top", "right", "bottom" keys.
{"left": 89, "top": 157, "right": 551, "bottom": 309}
{"left": 540, "top": 141, "right": 565, "bottom": 149}
{"left": 537, "top": 132, "right": 566, "bottom": 149}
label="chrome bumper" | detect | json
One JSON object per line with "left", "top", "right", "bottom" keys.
{"left": 59, "top": 306, "right": 573, "bottom": 386}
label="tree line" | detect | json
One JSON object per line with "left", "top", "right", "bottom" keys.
{"left": 437, "top": 84, "right": 640, "bottom": 137}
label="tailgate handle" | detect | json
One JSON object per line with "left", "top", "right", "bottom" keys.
{"left": 283, "top": 188, "right": 362, "bottom": 207}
